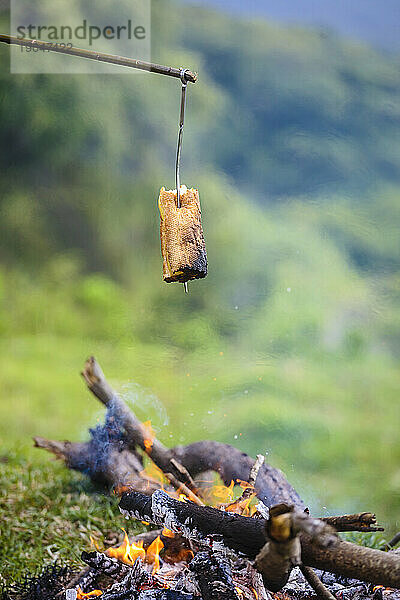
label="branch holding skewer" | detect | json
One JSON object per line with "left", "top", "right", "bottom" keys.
{"left": 0, "top": 34, "right": 197, "bottom": 83}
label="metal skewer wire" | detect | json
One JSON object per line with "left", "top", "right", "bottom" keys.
{"left": 176, "top": 69, "right": 189, "bottom": 294}
{"left": 0, "top": 35, "right": 196, "bottom": 295}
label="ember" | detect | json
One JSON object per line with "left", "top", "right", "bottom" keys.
{"left": 76, "top": 588, "right": 103, "bottom": 598}
{"left": 142, "top": 420, "right": 156, "bottom": 453}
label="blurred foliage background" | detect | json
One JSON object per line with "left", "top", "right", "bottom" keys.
{"left": 0, "top": 0, "right": 399, "bottom": 559}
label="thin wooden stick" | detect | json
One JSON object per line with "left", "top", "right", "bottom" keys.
{"left": 0, "top": 34, "right": 197, "bottom": 82}
{"left": 381, "top": 531, "right": 400, "bottom": 551}
{"left": 164, "top": 472, "right": 205, "bottom": 506}
{"left": 300, "top": 565, "right": 336, "bottom": 600}
{"left": 322, "top": 513, "right": 384, "bottom": 533}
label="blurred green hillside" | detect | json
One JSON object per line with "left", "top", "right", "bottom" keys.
{"left": 0, "top": 0, "right": 399, "bottom": 548}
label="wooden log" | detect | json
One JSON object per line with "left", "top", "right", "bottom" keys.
{"left": 301, "top": 538, "right": 400, "bottom": 590}
{"left": 119, "top": 489, "right": 266, "bottom": 556}
{"left": 119, "top": 490, "right": 400, "bottom": 589}
{"left": 81, "top": 550, "right": 137, "bottom": 580}
{"left": 33, "top": 435, "right": 159, "bottom": 494}
{"left": 82, "top": 356, "right": 303, "bottom": 508}
{"left": 82, "top": 357, "right": 200, "bottom": 496}
{"left": 171, "top": 441, "right": 304, "bottom": 509}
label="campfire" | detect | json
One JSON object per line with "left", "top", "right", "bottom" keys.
{"left": 27, "top": 357, "right": 400, "bottom": 600}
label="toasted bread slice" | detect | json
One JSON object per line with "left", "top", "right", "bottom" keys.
{"left": 159, "top": 185, "right": 207, "bottom": 283}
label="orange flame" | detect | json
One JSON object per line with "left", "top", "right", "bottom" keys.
{"left": 105, "top": 530, "right": 164, "bottom": 574}
{"left": 106, "top": 529, "right": 145, "bottom": 565}
{"left": 89, "top": 536, "right": 101, "bottom": 551}
{"left": 76, "top": 588, "right": 102, "bottom": 598}
{"left": 146, "top": 535, "right": 164, "bottom": 574}
{"left": 252, "top": 588, "right": 259, "bottom": 599}
{"left": 142, "top": 420, "right": 155, "bottom": 453}
{"left": 162, "top": 527, "right": 175, "bottom": 538}
{"left": 226, "top": 495, "right": 256, "bottom": 517}
{"left": 211, "top": 480, "right": 235, "bottom": 503}
{"left": 140, "top": 461, "right": 167, "bottom": 488}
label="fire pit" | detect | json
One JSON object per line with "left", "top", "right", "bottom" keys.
{"left": 10, "top": 357, "right": 398, "bottom": 600}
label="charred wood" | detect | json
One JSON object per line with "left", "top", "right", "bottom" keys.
{"left": 80, "top": 550, "right": 151, "bottom": 583}
{"left": 119, "top": 491, "right": 400, "bottom": 589}
{"left": 119, "top": 489, "right": 266, "bottom": 556}
{"left": 98, "top": 563, "right": 153, "bottom": 600}
{"left": 137, "top": 592, "right": 194, "bottom": 599}
{"left": 189, "top": 550, "right": 240, "bottom": 600}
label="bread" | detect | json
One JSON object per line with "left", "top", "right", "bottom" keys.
{"left": 159, "top": 185, "right": 207, "bottom": 283}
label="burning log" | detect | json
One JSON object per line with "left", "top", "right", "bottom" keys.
{"left": 119, "top": 490, "right": 400, "bottom": 590}
{"left": 171, "top": 442, "right": 304, "bottom": 509}
{"left": 95, "top": 566, "right": 150, "bottom": 600}
{"left": 80, "top": 550, "right": 148, "bottom": 582}
{"left": 119, "top": 489, "right": 266, "bottom": 556}
{"left": 82, "top": 357, "right": 303, "bottom": 509}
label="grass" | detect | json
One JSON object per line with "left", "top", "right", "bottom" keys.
{"left": 0, "top": 458, "right": 147, "bottom": 583}
{"left": 1, "top": 333, "right": 399, "bottom": 582}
